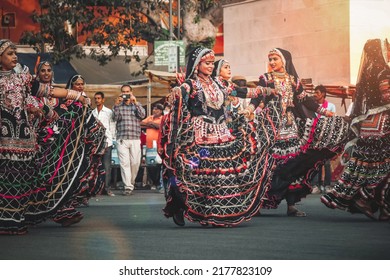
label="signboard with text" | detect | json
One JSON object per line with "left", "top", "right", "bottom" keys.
{"left": 154, "top": 40, "right": 185, "bottom": 72}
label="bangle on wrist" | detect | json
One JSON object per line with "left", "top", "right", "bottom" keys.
{"left": 247, "top": 104, "right": 255, "bottom": 114}
{"left": 317, "top": 106, "right": 326, "bottom": 115}
{"left": 66, "top": 89, "right": 78, "bottom": 100}
{"left": 50, "top": 86, "right": 55, "bottom": 97}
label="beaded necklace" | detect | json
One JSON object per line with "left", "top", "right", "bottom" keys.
{"left": 0, "top": 70, "right": 28, "bottom": 122}
{"left": 197, "top": 76, "right": 224, "bottom": 110}
{"left": 272, "top": 71, "right": 294, "bottom": 115}
{"left": 0, "top": 69, "right": 13, "bottom": 76}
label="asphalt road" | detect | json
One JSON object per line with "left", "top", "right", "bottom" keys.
{"left": 1, "top": 189, "right": 389, "bottom": 260}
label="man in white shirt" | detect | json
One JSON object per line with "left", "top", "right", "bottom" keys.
{"left": 93, "top": 91, "right": 116, "bottom": 196}
{"left": 311, "top": 85, "right": 336, "bottom": 194}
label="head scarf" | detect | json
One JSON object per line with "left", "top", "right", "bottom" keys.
{"left": 352, "top": 38, "right": 390, "bottom": 116}
{"left": 0, "top": 39, "right": 16, "bottom": 56}
{"left": 268, "top": 48, "right": 299, "bottom": 78}
{"left": 185, "top": 47, "right": 215, "bottom": 79}
{"left": 35, "top": 60, "right": 54, "bottom": 83}
{"left": 66, "top": 74, "right": 85, "bottom": 89}
{"left": 212, "top": 59, "right": 227, "bottom": 78}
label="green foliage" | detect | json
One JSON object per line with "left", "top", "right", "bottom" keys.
{"left": 198, "top": 0, "right": 219, "bottom": 14}
{"left": 186, "top": 37, "right": 216, "bottom": 58}
{"left": 20, "top": 0, "right": 169, "bottom": 66}
{"left": 20, "top": 0, "right": 221, "bottom": 71}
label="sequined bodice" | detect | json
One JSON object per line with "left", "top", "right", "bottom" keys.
{"left": 0, "top": 72, "right": 30, "bottom": 118}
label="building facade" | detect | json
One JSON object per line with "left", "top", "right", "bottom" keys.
{"left": 223, "top": 0, "right": 390, "bottom": 86}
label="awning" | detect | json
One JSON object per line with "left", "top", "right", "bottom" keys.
{"left": 144, "top": 69, "right": 177, "bottom": 86}
{"left": 17, "top": 52, "right": 153, "bottom": 85}
{"left": 69, "top": 56, "right": 149, "bottom": 85}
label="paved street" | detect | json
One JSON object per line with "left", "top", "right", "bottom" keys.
{"left": 1, "top": 189, "right": 389, "bottom": 260}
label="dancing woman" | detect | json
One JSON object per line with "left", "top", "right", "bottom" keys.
{"left": 257, "top": 48, "right": 349, "bottom": 216}
{"left": 212, "top": 58, "right": 264, "bottom": 127}
{"left": 212, "top": 59, "right": 243, "bottom": 108}
{"left": 65, "top": 74, "right": 106, "bottom": 202}
{"left": 162, "top": 47, "right": 278, "bottom": 227}
{"left": 321, "top": 39, "right": 390, "bottom": 221}
{"left": 25, "top": 64, "right": 106, "bottom": 227}
{"left": 0, "top": 40, "right": 97, "bottom": 234}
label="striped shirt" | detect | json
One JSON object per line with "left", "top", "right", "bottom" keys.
{"left": 112, "top": 102, "right": 146, "bottom": 140}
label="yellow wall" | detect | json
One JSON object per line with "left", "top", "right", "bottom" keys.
{"left": 349, "top": 0, "right": 390, "bottom": 83}
{"left": 223, "top": 0, "right": 390, "bottom": 87}
{"left": 223, "top": 0, "right": 350, "bottom": 85}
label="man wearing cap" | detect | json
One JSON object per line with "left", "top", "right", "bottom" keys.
{"left": 112, "top": 84, "right": 146, "bottom": 196}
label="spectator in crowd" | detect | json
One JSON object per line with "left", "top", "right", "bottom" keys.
{"left": 311, "top": 85, "right": 337, "bottom": 194}
{"left": 93, "top": 91, "right": 116, "bottom": 196}
{"left": 141, "top": 103, "right": 164, "bottom": 192}
{"left": 112, "top": 84, "right": 146, "bottom": 196}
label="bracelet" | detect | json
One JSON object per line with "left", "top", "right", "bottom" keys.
{"left": 66, "top": 89, "right": 78, "bottom": 100}
{"left": 247, "top": 104, "right": 256, "bottom": 114}
{"left": 49, "top": 86, "right": 54, "bottom": 97}
{"left": 316, "top": 106, "right": 327, "bottom": 115}
{"left": 265, "top": 87, "right": 273, "bottom": 96}
{"left": 252, "top": 87, "right": 264, "bottom": 98}
{"left": 66, "top": 89, "right": 81, "bottom": 101}
{"left": 243, "top": 109, "right": 250, "bottom": 116}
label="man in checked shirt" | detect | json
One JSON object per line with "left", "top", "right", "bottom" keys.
{"left": 113, "top": 84, "right": 146, "bottom": 195}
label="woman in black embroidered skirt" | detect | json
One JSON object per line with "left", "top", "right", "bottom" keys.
{"left": 0, "top": 40, "right": 101, "bottom": 234}
{"left": 25, "top": 63, "right": 106, "bottom": 227}
{"left": 321, "top": 39, "right": 390, "bottom": 221}
{"left": 258, "top": 48, "right": 349, "bottom": 217}
{"left": 162, "top": 47, "right": 279, "bottom": 227}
